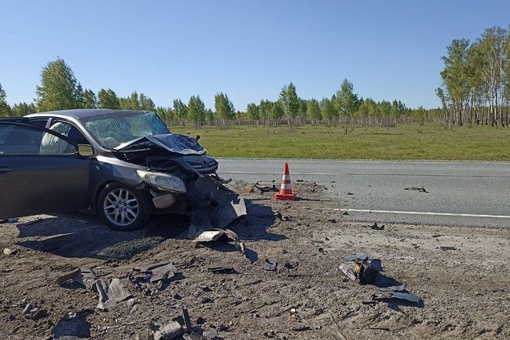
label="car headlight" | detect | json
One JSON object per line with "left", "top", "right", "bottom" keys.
{"left": 136, "top": 170, "right": 186, "bottom": 193}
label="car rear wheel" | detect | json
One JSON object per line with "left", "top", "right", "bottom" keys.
{"left": 97, "top": 182, "right": 152, "bottom": 231}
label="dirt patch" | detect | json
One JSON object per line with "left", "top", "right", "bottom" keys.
{"left": 1, "top": 181, "right": 509, "bottom": 339}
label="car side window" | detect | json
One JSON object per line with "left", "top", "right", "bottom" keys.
{"left": 40, "top": 122, "right": 76, "bottom": 155}
{"left": 0, "top": 123, "right": 76, "bottom": 155}
{"left": 0, "top": 124, "right": 44, "bottom": 155}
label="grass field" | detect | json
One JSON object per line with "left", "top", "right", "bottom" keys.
{"left": 170, "top": 123, "right": 510, "bottom": 161}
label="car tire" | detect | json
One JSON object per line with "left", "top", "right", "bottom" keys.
{"left": 97, "top": 182, "right": 152, "bottom": 231}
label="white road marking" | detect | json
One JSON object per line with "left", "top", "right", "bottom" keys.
{"left": 341, "top": 208, "right": 510, "bottom": 219}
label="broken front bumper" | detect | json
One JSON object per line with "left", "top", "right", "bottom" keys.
{"left": 149, "top": 175, "right": 247, "bottom": 237}
{"left": 186, "top": 176, "right": 247, "bottom": 237}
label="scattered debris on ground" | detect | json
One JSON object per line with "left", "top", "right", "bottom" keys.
{"left": 0, "top": 181, "right": 509, "bottom": 339}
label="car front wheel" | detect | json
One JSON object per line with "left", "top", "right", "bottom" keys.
{"left": 97, "top": 182, "right": 152, "bottom": 231}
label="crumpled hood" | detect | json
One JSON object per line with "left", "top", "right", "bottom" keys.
{"left": 117, "top": 133, "right": 206, "bottom": 155}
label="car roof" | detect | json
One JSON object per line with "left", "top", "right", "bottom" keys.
{"left": 25, "top": 109, "right": 151, "bottom": 121}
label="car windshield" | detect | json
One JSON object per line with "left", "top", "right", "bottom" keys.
{"left": 83, "top": 111, "right": 170, "bottom": 149}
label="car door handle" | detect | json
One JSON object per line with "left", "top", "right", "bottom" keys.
{"left": 0, "top": 166, "right": 14, "bottom": 173}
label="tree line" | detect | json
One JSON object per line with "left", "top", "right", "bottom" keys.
{"left": 0, "top": 58, "right": 431, "bottom": 130}
{"left": 438, "top": 25, "right": 510, "bottom": 127}
{"left": 4, "top": 36, "right": 508, "bottom": 131}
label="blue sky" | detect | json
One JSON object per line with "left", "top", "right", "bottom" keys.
{"left": 1, "top": 0, "right": 509, "bottom": 111}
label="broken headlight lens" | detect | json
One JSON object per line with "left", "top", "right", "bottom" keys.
{"left": 136, "top": 170, "right": 186, "bottom": 193}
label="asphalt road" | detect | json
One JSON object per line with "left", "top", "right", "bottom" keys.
{"left": 217, "top": 158, "right": 510, "bottom": 228}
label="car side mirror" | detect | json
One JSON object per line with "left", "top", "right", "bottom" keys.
{"left": 78, "top": 144, "right": 94, "bottom": 157}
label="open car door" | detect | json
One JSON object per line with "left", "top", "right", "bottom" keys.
{"left": 0, "top": 121, "right": 91, "bottom": 219}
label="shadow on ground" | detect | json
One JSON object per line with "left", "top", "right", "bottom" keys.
{"left": 14, "top": 199, "right": 283, "bottom": 261}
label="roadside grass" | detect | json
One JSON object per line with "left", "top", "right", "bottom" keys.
{"left": 170, "top": 123, "right": 510, "bottom": 161}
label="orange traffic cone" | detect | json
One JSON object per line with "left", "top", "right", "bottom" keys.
{"left": 275, "top": 162, "right": 297, "bottom": 200}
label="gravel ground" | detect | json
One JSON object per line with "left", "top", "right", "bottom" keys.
{"left": 1, "top": 181, "right": 509, "bottom": 339}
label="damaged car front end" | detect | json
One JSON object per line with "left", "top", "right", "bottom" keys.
{"left": 0, "top": 109, "right": 246, "bottom": 233}
{"left": 113, "top": 133, "right": 246, "bottom": 234}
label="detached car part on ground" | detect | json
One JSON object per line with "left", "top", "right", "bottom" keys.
{"left": 0, "top": 109, "right": 246, "bottom": 232}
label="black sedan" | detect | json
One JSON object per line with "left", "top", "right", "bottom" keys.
{"left": 0, "top": 109, "right": 245, "bottom": 231}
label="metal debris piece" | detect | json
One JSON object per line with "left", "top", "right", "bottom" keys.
{"left": 263, "top": 259, "right": 277, "bottom": 271}
{"left": 57, "top": 268, "right": 131, "bottom": 310}
{"left": 93, "top": 277, "right": 132, "bottom": 311}
{"left": 133, "top": 262, "right": 177, "bottom": 283}
{"left": 193, "top": 228, "right": 245, "bottom": 254}
{"left": 194, "top": 230, "right": 225, "bottom": 243}
{"left": 338, "top": 263, "right": 356, "bottom": 281}
{"left": 374, "top": 291, "right": 422, "bottom": 304}
{"left": 56, "top": 267, "right": 97, "bottom": 290}
{"left": 56, "top": 269, "right": 82, "bottom": 286}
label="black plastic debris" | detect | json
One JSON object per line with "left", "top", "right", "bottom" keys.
{"left": 133, "top": 262, "right": 177, "bottom": 283}
{"left": 340, "top": 253, "right": 380, "bottom": 284}
{"left": 182, "top": 307, "right": 193, "bottom": 334}
{"left": 263, "top": 259, "right": 277, "bottom": 271}
{"left": 369, "top": 222, "right": 385, "bottom": 230}
{"left": 438, "top": 246, "right": 457, "bottom": 251}
{"left": 250, "top": 182, "right": 278, "bottom": 194}
{"left": 339, "top": 253, "right": 422, "bottom": 305}
{"left": 405, "top": 186, "right": 428, "bottom": 193}
{"left": 208, "top": 266, "right": 237, "bottom": 274}
{"left": 284, "top": 260, "right": 298, "bottom": 269}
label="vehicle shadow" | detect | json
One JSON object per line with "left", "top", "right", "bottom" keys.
{"left": 14, "top": 198, "right": 283, "bottom": 261}
{"left": 228, "top": 199, "right": 286, "bottom": 242}
{"left": 15, "top": 212, "right": 159, "bottom": 260}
